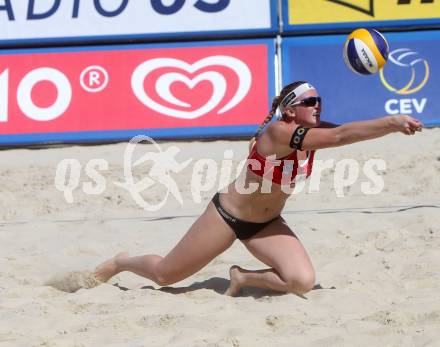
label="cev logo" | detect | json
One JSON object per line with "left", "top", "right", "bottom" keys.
{"left": 379, "top": 48, "right": 429, "bottom": 95}
{"left": 131, "top": 56, "right": 251, "bottom": 119}
{"left": 380, "top": 48, "right": 429, "bottom": 115}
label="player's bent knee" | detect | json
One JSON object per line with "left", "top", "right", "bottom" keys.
{"left": 284, "top": 269, "right": 315, "bottom": 294}
{"left": 154, "top": 270, "right": 180, "bottom": 286}
{"left": 155, "top": 275, "right": 175, "bottom": 287}
{"left": 154, "top": 265, "right": 179, "bottom": 287}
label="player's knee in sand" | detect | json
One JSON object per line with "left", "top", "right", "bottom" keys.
{"left": 283, "top": 269, "right": 316, "bottom": 295}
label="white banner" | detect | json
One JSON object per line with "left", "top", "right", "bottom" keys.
{"left": 0, "top": 0, "right": 274, "bottom": 44}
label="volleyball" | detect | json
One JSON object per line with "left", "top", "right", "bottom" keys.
{"left": 343, "top": 28, "right": 389, "bottom": 75}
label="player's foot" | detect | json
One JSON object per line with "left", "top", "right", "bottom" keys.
{"left": 225, "top": 265, "right": 245, "bottom": 297}
{"left": 94, "top": 252, "right": 129, "bottom": 283}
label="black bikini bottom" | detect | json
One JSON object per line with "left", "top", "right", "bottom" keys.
{"left": 212, "top": 192, "right": 279, "bottom": 240}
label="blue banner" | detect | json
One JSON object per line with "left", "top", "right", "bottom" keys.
{"left": 281, "top": 30, "right": 440, "bottom": 127}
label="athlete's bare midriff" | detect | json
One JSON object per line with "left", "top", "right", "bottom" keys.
{"left": 219, "top": 169, "right": 292, "bottom": 223}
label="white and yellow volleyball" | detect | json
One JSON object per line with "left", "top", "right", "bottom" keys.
{"left": 343, "top": 28, "right": 389, "bottom": 75}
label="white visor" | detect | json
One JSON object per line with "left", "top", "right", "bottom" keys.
{"left": 279, "top": 83, "right": 315, "bottom": 113}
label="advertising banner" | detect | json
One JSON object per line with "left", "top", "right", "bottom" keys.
{"left": 0, "top": 39, "right": 275, "bottom": 145}
{"left": 283, "top": 0, "right": 440, "bottom": 32}
{"left": 0, "top": 0, "right": 277, "bottom": 46}
{"left": 281, "top": 30, "right": 440, "bottom": 126}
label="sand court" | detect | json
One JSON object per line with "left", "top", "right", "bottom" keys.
{"left": 1, "top": 129, "right": 439, "bottom": 346}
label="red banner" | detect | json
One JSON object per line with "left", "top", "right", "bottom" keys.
{"left": 0, "top": 40, "right": 274, "bottom": 144}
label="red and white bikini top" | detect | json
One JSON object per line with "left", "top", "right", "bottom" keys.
{"left": 247, "top": 145, "right": 315, "bottom": 185}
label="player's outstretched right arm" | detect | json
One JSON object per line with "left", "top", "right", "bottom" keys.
{"left": 301, "top": 115, "right": 422, "bottom": 150}
{"left": 267, "top": 115, "right": 422, "bottom": 152}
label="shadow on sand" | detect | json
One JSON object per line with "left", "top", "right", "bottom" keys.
{"left": 113, "top": 278, "right": 334, "bottom": 299}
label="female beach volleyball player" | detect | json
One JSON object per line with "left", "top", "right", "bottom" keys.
{"left": 95, "top": 81, "right": 422, "bottom": 296}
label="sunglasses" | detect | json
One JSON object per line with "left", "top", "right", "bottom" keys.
{"left": 291, "top": 96, "right": 322, "bottom": 107}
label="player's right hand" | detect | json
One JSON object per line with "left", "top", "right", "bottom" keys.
{"left": 390, "top": 115, "right": 423, "bottom": 135}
